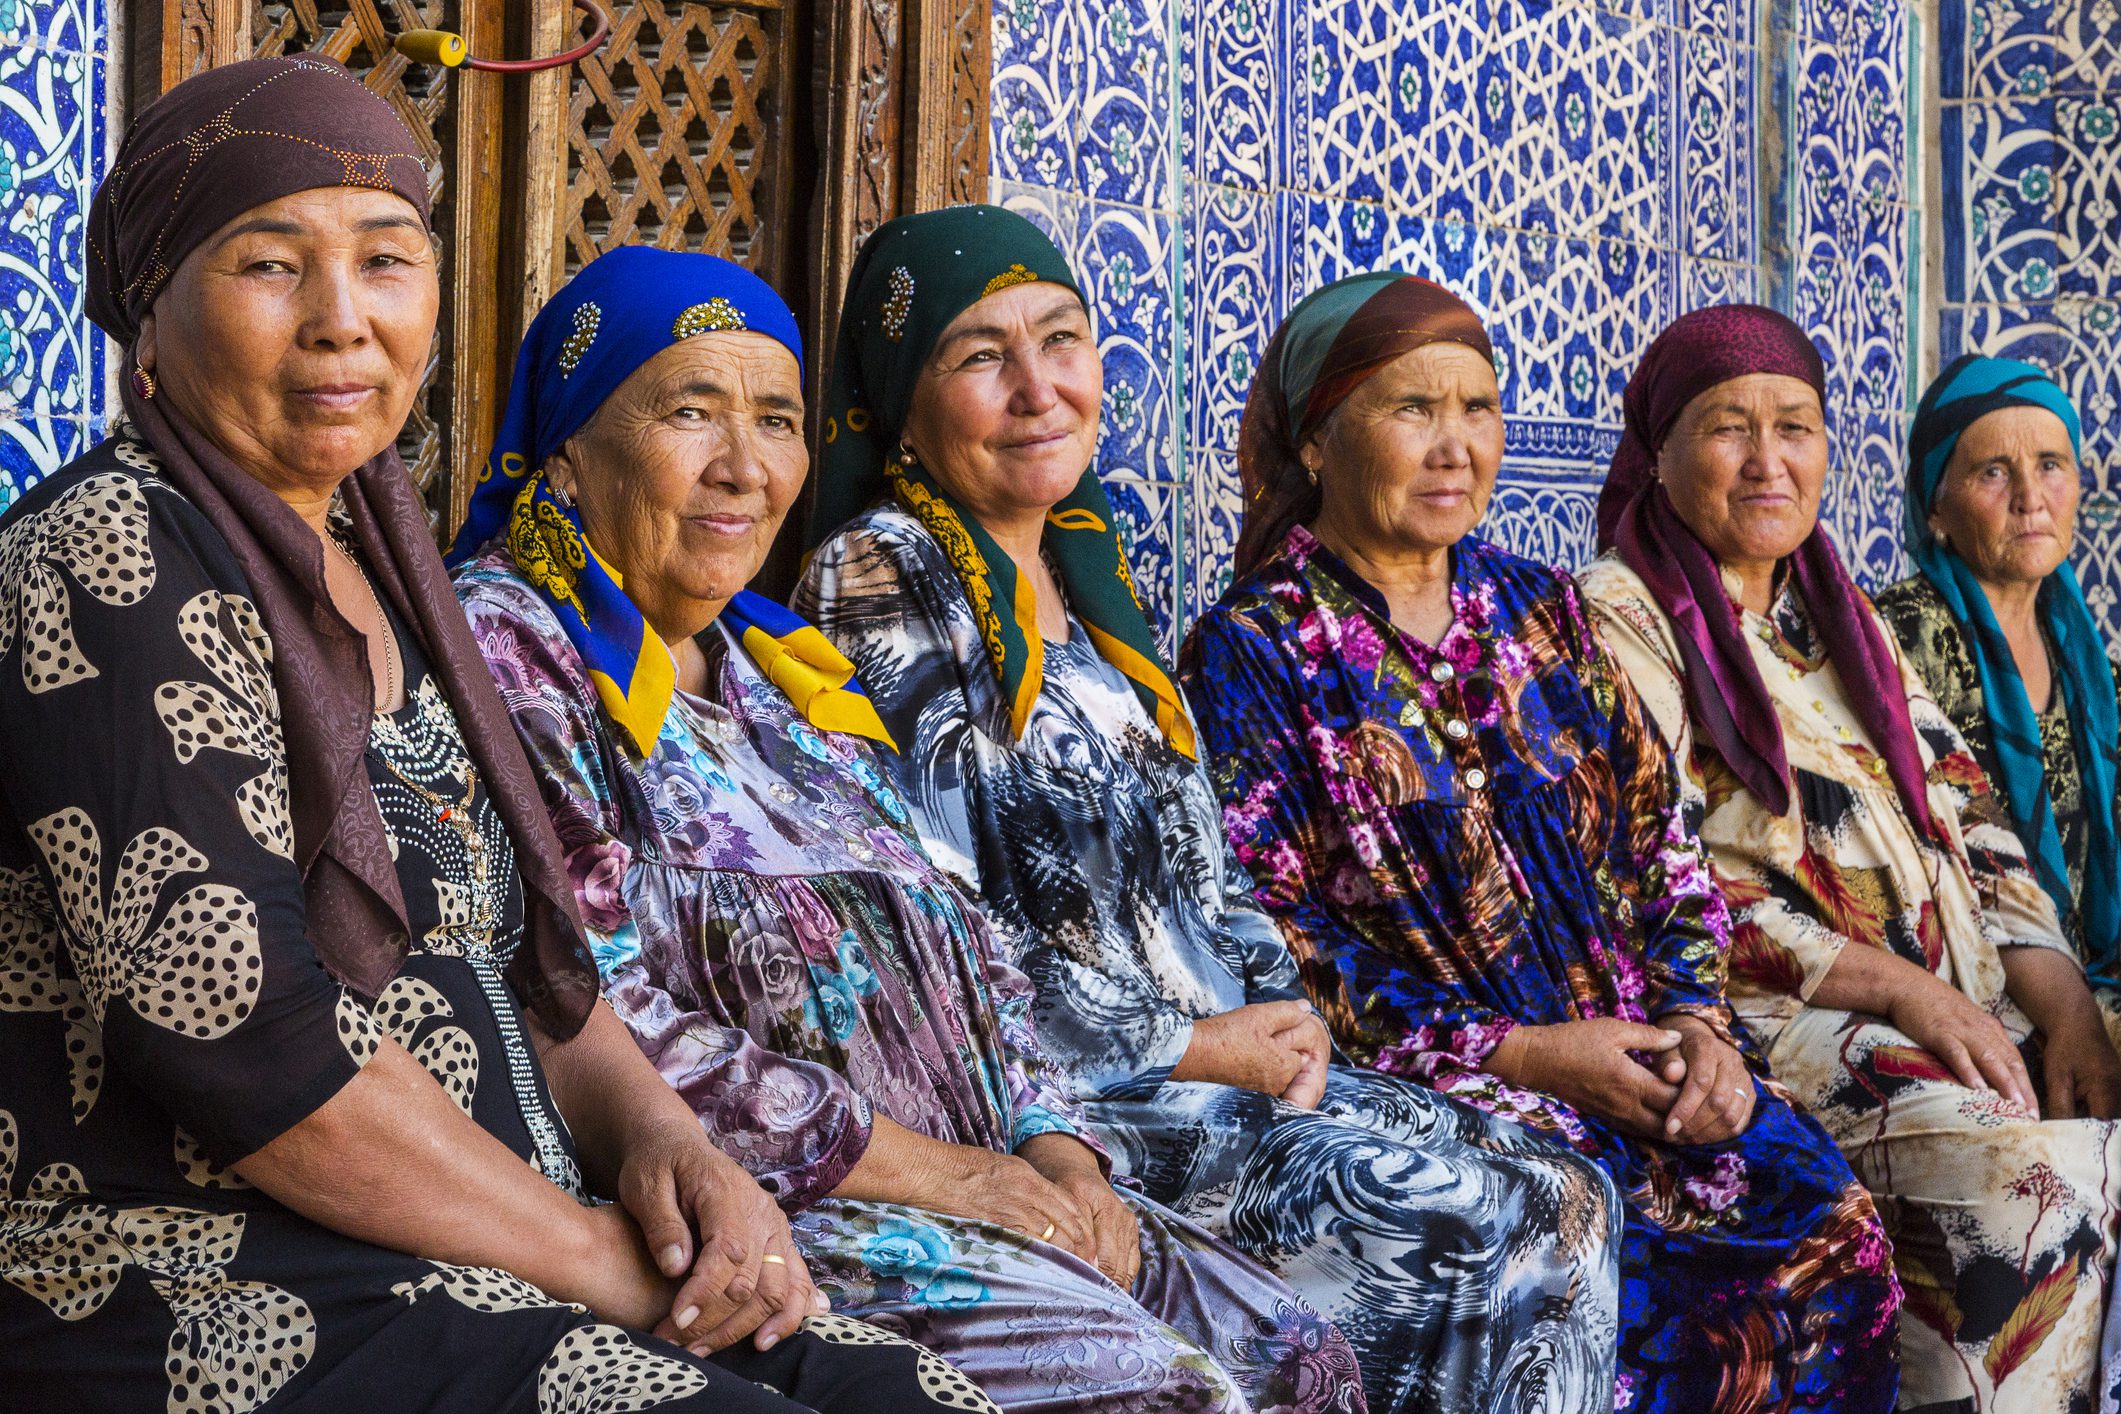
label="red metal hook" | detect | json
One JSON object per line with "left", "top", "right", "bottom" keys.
{"left": 395, "top": 0, "right": 612, "bottom": 73}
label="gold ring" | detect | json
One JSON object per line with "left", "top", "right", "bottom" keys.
{"left": 761, "top": 1254, "right": 787, "bottom": 1266}
{"left": 1040, "top": 1222, "right": 1056, "bottom": 1241}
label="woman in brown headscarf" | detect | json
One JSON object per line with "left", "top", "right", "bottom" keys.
{"left": 0, "top": 56, "right": 990, "bottom": 1414}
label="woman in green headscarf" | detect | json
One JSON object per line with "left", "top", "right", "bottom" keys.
{"left": 796, "top": 205, "right": 1626, "bottom": 1414}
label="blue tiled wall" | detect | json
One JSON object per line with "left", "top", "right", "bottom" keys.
{"left": 0, "top": 0, "right": 109, "bottom": 508}
{"left": 994, "top": 0, "right": 1921, "bottom": 650}
{"left": 1938, "top": 0, "right": 2121, "bottom": 628}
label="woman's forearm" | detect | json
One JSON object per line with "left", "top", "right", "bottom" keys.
{"left": 2000, "top": 944, "right": 2105, "bottom": 1040}
{"left": 829, "top": 1114, "right": 974, "bottom": 1209}
{"left": 532, "top": 998, "right": 703, "bottom": 1195}
{"left": 235, "top": 1039, "right": 659, "bottom": 1318}
{"left": 1806, "top": 940, "right": 1942, "bottom": 1020}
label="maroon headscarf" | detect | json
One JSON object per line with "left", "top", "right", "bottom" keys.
{"left": 1236, "top": 272, "right": 1493, "bottom": 578}
{"left": 1596, "top": 304, "right": 1936, "bottom": 838}
{"left": 85, "top": 57, "right": 599, "bottom": 1034}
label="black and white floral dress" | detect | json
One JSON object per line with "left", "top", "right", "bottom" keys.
{"left": 0, "top": 436, "right": 990, "bottom": 1414}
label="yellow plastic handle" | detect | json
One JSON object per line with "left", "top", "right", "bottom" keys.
{"left": 393, "top": 29, "right": 467, "bottom": 67}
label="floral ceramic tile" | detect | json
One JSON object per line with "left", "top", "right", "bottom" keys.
{"left": 1179, "top": 0, "right": 1281, "bottom": 193}
{"left": 1079, "top": 0, "right": 1175, "bottom": 210}
{"left": 1077, "top": 201, "right": 1178, "bottom": 485}
{"left": 1184, "top": 182, "right": 1283, "bottom": 456}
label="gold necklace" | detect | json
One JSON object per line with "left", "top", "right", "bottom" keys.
{"left": 328, "top": 528, "right": 403, "bottom": 707}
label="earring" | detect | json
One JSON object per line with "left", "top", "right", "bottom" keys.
{"left": 131, "top": 365, "right": 157, "bottom": 400}
{"left": 897, "top": 442, "right": 918, "bottom": 468}
{"left": 1304, "top": 464, "right": 1319, "bottom": 487}
{"left": 550, "top": 482, "right": 574, "bottom": 510}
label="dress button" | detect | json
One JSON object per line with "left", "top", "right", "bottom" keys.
{"left": 1869, "top": 758, "right": 1887, "bottom": 776}
{"left": 1445, "top": 719, "right": 1470, "bottom": 741}
{"left": 1429, "top": 660, "right": 1455, "bottom": 683}
{"left": 1464, "top": 767, "right": 1488, "bottom": 791}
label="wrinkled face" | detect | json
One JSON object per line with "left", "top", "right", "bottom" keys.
{"left": 140, "top": 186, "right": 439, "bottom": 495}
{"left": 547, "top": 330, "right": 807, "bottom": 637}
{"left": 899, "top": 281, "right": 1102, "bottom": 523}
{"left": 1928, "top": 405, "right": 2080, "bottom": 587}
{"left": 1657, "top": 373, "right": 1828, "bottom": 571}
{"left": 1305, "top": 343, "right": 1503, "bottom": 559}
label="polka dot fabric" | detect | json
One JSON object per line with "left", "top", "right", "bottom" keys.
{"left": 0, "top": 438, "right": 1000, "bottom": 1413}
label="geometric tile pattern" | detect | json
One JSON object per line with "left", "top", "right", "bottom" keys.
{"left": 0, "top": 0, "right": 110, "bottom": 512}
{"left": 995, "top": 0, "right": 1920, "bottom": 653}
{"left": 1940, "top": 0, "right": 2121, "bottom": 634}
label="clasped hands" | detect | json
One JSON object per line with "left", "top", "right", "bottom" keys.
{"left": 1485, "top": 1012, "right": 1758, "bottom": 1144}
{"left": 1171, "top": 1000, "right": 1332, "bottom": 1109}
{"left": 582, "top": 1114, "right": 827, "bottom": 1357}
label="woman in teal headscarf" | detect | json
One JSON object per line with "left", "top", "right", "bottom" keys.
{"left": 797, "top": 205, "right": 1628, "bottom": 1414}
{"left": 1877, "top": 355, "right": 2120, "bottom": 996}
{"left": 449, "top": 244, "right": 1370, "bottom": 1414}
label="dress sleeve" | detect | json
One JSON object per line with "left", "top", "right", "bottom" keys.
{"left": 795, "top": 522, "right": 989, "bottom": 892}
{"left": 1184, "top": 606, "right": 1521, "bottom": 1075}
{"left": 1574, "top": 588, "right": 1737, "bottom": 1026}
{"left": 800, "top": 520, "right": 1206, "bottom": 1092}
{"left": 951, "top": 903, "right": 1105, "bottom": 1161}
{"left": 1902, "top": 647, "right": 2076, "bottom": 962}
{"left": 458, "top": 575, "right": 875, "bottom": 1208}
{"left": 0, "top": 470, "right": 377, "bottom": 1164}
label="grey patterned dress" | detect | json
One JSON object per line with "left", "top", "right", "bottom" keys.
{"left": 798, "top": 505, "right": 1626, "bottom": 1414}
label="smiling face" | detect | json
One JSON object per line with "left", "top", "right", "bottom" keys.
{"left": 1927, "top": 405, "right": 2080, "bottom": 589}
{"left": 1304, "top": 342, "right": 1504, "bottom": 560}
{"left": 1656, "top": 373, "right": 1829, "bottom": 578}
{"left": 545, "top": 330, "right": 807, "bottom": 642}
{"left": 139, "top": 186, "right": 439, "bottom": 500}
{"left": 898, "top": 281, "right": 1102, "bottom": 526}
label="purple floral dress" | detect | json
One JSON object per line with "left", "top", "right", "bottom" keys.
{"left": 455, "top": 550, "right": 1365, "bottom": 1414}
{"left": 1183, "top": 527, "right": 1900, "bottom": 1414}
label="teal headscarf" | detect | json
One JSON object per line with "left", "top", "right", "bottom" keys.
{"left": 1906, "top": 353, "right": 2117, "bottom": 980}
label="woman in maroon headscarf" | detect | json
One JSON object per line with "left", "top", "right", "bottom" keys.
{"left": 1184, "top": 273, "right": 1898, "bottom": 1414}
{"left": 0, "top": 56, "right": 988, "bottom": 1414}
{"left": 1578, "top": 303, "right": 2121, "bottom": 1413}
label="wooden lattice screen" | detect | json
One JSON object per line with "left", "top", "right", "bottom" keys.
{"left": 558, "top": 2, "right": 794, "bottom": 286}
{"left": 127, "top": 0, "right": 990, "bottom": 535}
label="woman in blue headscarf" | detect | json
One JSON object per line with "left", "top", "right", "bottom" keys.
{"left": 447, "top": 246, "right": 1368, "bottom": 1414}
{"left": 1877, "top": 356, "right": 2121, "bottom": 1016}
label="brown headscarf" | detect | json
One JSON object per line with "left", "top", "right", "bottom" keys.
{"left": 1236, "top": 272, "right": 1494, "bottom": 578}
{"left": 86, "top": 57, "right": 599, "bottom": 1034}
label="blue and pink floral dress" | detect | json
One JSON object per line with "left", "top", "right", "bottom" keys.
{"left": 1183, "top": 526, "right": 1900, "bottom": 1414}
{"left": 454, "top": 549, "right": 1364, "bottom": 1414}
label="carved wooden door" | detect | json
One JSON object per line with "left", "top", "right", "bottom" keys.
{"left": 126, "top": 0, "right": 989, "bottom": 537}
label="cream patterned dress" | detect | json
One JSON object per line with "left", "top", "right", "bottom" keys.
{"left": 1582, "top": 551, "right": 2121, "bottom": 1414}
{"left": 0, "top": 436, "right": 992, "bottom": 1414}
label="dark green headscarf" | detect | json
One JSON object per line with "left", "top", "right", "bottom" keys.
{"left": 806, "top": 204, "right": 1196, "bottom": 757}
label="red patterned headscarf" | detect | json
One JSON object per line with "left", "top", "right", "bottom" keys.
{"left": 1236, "top": 273, "right": 1492, "bottom": 578}
{"left": 1597, "top": 304, "right": 1936, "bottom": 838}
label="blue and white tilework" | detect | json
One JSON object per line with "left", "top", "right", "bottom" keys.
{"left": 994, "top": 0, "right": 1921, "bottom": 653}
{"left": 1941, "top": 0, "right": 2121, "bottom": 632}
{"left": 0, "top": 0, "right": 109, "bottom": 511}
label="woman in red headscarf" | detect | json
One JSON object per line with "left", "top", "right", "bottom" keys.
{"left": 1578, "top": 304, "right": 2121, "bottom": 1412}
{"left": 1184, "top": 275, "right": 1899, "bottom": 1414}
